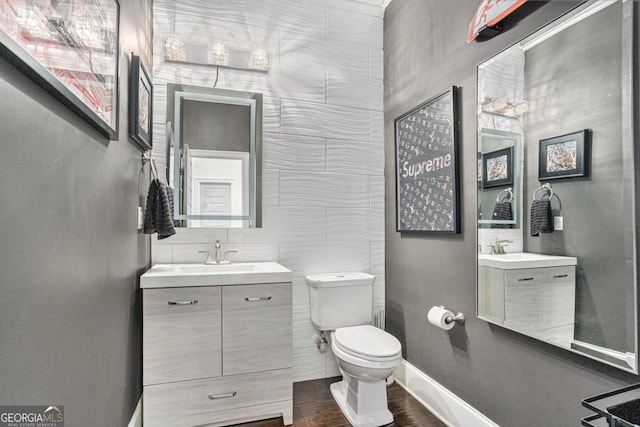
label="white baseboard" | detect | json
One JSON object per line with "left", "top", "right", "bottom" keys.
{"left": 127, "top": 396, "right": 142, "bottom": 427}
{"left": 393, "top": 360, "right": 499, "bottom": 427}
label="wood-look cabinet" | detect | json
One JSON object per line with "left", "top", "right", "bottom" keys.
{"left": 142, "top": 283, "right": 293, "bottom": 427}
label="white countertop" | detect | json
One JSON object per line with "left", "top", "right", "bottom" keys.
{"left": 141, "top": 262, "right": 293, "bottom": 288}
{"left": 478, "top": 252, "right": 577, "bottom": 270}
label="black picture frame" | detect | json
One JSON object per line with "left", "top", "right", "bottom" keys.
{"left": 538, "top": 129, "right": 590, "bottom": 181}
{"left": 482, "top": 147, "right": 513, "bottom": 188}
{"left": 0, "top": 0, "right": 120, "bottom": 140}
{"left": 129, "top": 54, "right": 152, "bottom": 151}
{"left": 394, "top": 86, "right": 460, "bottom": 233}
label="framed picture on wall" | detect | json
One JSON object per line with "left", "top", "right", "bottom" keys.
{"left": 394, "top": 86, "right": 460, "bottom": 233}
{"left": 538, "top": 129, "right": 591, "bottom": 181}
{"left": 482, "top": 147, "right": 513, "bottom": 188}
{"left": 0, "top": 0, "right": 120, "bottom": 139}
{"left": 129, "top": 54, "right": 153, "bottom": 151}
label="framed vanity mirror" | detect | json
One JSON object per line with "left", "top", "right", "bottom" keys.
{"left": 166, "top": 84, "right": 262, "bottom": 228}
{"left": 476, "top": 0, "right": 639, "bottom": 373}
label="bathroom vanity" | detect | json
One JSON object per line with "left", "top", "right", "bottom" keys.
{"left": 478, "top": 253, "right": 577, "bottom": 346}
{"left": 140, "top": 262, "right": 293, "bottom": 427}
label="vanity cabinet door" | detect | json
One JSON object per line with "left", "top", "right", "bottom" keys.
{"left": 504, "top": 269, "right": 542, "bottom": 331}
{"left": 542, "top": 266, "right": 576, "bottom": 330}
{"left": 143, "top": 287, "right": 222, "bottom": 385}
{"left": 222, "top": 283, "right": 292, "bottom": 376}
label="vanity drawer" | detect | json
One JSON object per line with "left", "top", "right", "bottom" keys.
{"left": 143, "top": 287, "right": 222, "bottom": 385}
{"left": 223, "top": 283, "right": 292, "bottom": 376}
{"left": 505, "top": 269, "right": 541, "bottom": 285}
{"left": 543, "top": 266, "right": 575, "bottom": 283}
{"left": 143, "top": 368, "right": 292, "bottom": 427}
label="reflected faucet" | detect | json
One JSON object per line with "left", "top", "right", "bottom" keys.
{"left": 491, "top": 239, "right": 513, "bottom": 255}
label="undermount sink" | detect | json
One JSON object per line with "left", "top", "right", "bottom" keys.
{"left": 140, "top": 262, "right": 292, "bottom": 288}
{"left": 478, "top": 252, "right": 577, "bottom": 269}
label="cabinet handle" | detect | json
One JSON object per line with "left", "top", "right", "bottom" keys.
{"left": 517, "top": 277, "right": 534, "bottom": 282}
{"left": 167, "top": 300, "right": 198, "bottom": 305}
{"left": 208, "top": 391, "right": 237, "bottom": 400}
{"left": 245, "top": 296, "right": 272, "bottom": 302}
{"left": 553, "top": 274, "right": 569, "bottom": 279}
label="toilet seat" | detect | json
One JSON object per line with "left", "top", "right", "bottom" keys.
{"left": 333, "top": 325, "right": 401, "bottom": 362}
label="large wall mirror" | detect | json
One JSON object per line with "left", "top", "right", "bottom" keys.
{"left": 476, "top": 0, "right": 639, "bottom": 373}
{"left": 166, "top": 84, "right": 262, "bottom": 228}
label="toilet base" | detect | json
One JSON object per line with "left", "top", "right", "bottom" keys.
{"left": 330, "top": 376, "right": 393, "bottom": 427}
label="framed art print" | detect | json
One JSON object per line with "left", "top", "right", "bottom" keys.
{"left": 0, "top": 0, "right": 120, "bottom": 139}
{"left": 538, "top": 129, "right": 590, "bottom": 181}
{"left": 394, "top": 86, "right": 460, "bottom": 233}
{"left": 129, "top": 54, "right": 152, "bottom": 151}
{"left": 482, "top": 147, "right": 513, "bottom": 188}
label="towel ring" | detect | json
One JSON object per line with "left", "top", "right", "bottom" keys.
{"left": 496, "top": 187, "right": 513, "bottom": 202}
{"left": 532, "top": 183, "right": 553, "bottom": 201}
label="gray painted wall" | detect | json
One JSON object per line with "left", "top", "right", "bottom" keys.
{"left": 0, "top": 1, "right": 152, "bottom": 425}
{"left": 384, "top": 1, "right": 638, "bottom": 425}
{"left": 522, "top": 2, "right": 634, "bottom": 353}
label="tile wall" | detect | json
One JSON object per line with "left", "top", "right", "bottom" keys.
{"left": 151, "top": 0, "right": 384, "bottom": 382}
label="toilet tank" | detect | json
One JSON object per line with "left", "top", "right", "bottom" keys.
{"left": 305, "top": 272, "right": 375, "bottom": 330}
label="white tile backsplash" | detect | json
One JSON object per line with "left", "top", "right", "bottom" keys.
{"left": 326, "top": 208, "right": 384, "bottom": 242}
{"left": 152, "top": 0, "right": 383, "bottom": 382}
{"left": 326, "top": 139, "right": 384, "bottom": 175}
{"left": 280, "top": 171, "right": 370, "bottom": 207}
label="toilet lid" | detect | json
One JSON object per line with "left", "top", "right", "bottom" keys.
{"left": 334, "top": 325, "right": 401, "bottom": 359}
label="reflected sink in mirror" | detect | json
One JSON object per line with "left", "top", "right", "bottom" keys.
{"left": 478, "top": 252, "right": 577, "bottom": 270}
{"left": 140, "top": 262, "right": 292, "bottom": 288}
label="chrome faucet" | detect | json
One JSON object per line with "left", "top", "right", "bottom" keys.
{"left": 491, "top": 239, "right": 513, "bottom": 255}
{"left": 199, "top": 240, "right": 223, "bottom": 265}
{"left": 214, "top": 240, "right": 222, "bottom": 263}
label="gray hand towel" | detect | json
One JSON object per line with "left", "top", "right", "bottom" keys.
{"left": 491, "top": 201, "right": 513, "bottom": 229}
{"left": 143, "top": 178, "right": 176, "bottom": 239}
{"left": 530, "top": 199, "right": 554, "bottom": 236}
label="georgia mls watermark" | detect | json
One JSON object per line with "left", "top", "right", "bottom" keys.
{"left": 0, "top": 406, "right": 63, "bottom": 427}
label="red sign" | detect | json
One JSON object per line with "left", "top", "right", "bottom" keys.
{"left": 467, "top": 0, "right": 528, "bottom": 42}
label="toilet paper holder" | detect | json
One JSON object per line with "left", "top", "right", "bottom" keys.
{"left": 428, "top": 305, "right": 465, "bottom": 330}
{"left": 445, "top": 311, "right": 465, "bottom": 326}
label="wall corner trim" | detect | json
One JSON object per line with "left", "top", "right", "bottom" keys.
{"left": 127, "top": 396, "right": 142, "bottom": 427}
{"left": 393, "top": 360, "right": 499, "bottom": 427}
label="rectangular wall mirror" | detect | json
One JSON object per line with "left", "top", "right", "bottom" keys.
{"left": 476, "top": 0, "right": 639, "bottom": 373}
{"left": 165, "top": 84, "right": 262, "bottom": 228}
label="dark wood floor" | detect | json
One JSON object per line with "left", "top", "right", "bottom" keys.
{"left": 232, "top": 377, "right": 446, "bottom": 427}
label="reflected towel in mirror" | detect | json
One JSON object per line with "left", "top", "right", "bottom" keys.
{"left": 530, "top": 199, "right": 554, "bottom": 236}
{"left": 491, "top": 201, "right": 513, "bottom": 229}
{"left": 143, "top": 178, "right": 176, "bottom": 239}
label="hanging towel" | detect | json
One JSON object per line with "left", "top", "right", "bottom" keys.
{"left": 530, "top": 199, "right": 554, "bottom": 236}
{"left": 143, "top": 178, "right": 176, "bottom": 239}
{"left": 491, "top": 201, "right": 513, "bottom": 229}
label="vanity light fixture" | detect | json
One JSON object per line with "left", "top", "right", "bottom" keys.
{"left": 208, "top": 41, "right": 229, "bottom": 66}
{"left": 163, "top": 35, "right": 269, "bottom": 73}
{"left": 249, "top": 47, "right": 269, "bottom": 71}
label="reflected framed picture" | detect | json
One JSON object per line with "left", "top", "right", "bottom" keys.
{"left": 482, "top": 147, "right": 513, "bottom": 188}
{"left": 394, "top": 86, "right": 460, "bottom": 233}
{"left": 538, "top": 129, "right": 590, "bottom": 181}
{"left": 0, "top": 0, "right": 120, "bottom": 139}
{"left": 129, "top": 54, "right": 152, "bottom": 151}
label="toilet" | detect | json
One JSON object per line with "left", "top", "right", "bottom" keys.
{"left": 305, "top": 272, "right": 402, "bottom": 427}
